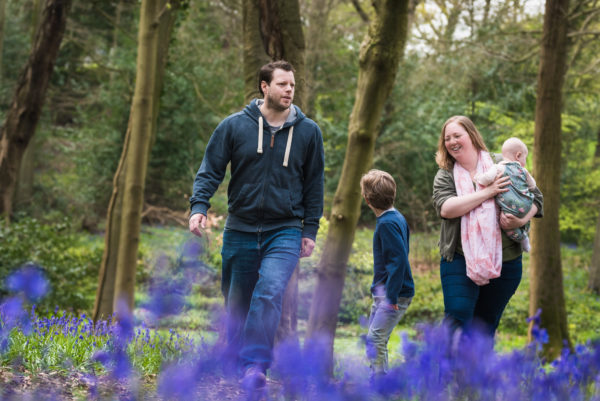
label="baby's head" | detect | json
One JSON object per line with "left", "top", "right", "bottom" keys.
{"left": 501, "top": 137, "right": 529, "bottom": 167}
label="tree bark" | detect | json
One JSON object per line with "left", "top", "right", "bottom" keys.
{"left": 588, "top": 128, "right": 600, "bottom": 293}
{"left": 0, "top": 0, "right": 6, "bottom": 84}
{"left": 529, "top": 0, "right": 571, "bottom": 359}
{"left": 306, "top": 0, "right": 410, "bottom": 372}
{"left": 243, "top": 0, "right": 306, "bottom": 109}
{"left": 14, "top": 0, "right": 45, "bottom": 211}
{"left": 304, "top": 0, "right": 335, "bottom": 117}
{"left": 242, "top": 0, "right": 270, "bottom": 103}
{"left": 93, "top": 0, "right": 180, "bottom": 320}
{"left": 0, "top": 0, "right": 71, "bottom": 221}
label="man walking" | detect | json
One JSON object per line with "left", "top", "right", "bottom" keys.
{"left": 189, "top": 60, "right": 324, "bottom": 387}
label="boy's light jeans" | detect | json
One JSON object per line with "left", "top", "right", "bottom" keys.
{"left": 366, "top": 295, "right": 412, "bottom": 374}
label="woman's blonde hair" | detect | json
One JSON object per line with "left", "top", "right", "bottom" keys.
{"left": 435, "top": 115, "right": 488, "bottom": 170}
{"left": 360, "top": 169, "right": 396, "bottom": 210}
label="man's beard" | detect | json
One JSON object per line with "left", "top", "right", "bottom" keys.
{"left": 265, "top": 92, "right": 291, "bottom": 112}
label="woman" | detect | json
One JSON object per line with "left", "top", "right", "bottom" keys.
{"left": 431, "top": 116, "right": 543, "bottom": 336}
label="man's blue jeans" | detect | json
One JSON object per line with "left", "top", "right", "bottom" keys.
{"left": 221, "top": 227, "right": 301, "bottom": 370}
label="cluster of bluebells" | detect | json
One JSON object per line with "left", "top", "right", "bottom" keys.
{"left": 2, "top": 242, "right": 600, "bottom": 400}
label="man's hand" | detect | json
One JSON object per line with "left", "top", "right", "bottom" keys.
{"left": 381, "top": 303, "right": 400, "bottom": 311}
{"left": 189, "top": 213, "right": 207, "bottom": 237}
{"left": 300, "top": 237, "right": 315, "bottom": 258}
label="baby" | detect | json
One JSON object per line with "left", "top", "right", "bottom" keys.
{"left": 475, "top": 137, "right": 536, "bottom": 252}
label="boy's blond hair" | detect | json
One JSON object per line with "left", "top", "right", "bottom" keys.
{"left": 360, "top": 169, "right": 396, "bottom": 210}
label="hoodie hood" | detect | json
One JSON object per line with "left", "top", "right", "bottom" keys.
{"left": 243, "top": 99, "right": 306, "bottom": 167}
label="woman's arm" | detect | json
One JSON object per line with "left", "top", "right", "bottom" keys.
{"left": 500, "top": 204, "right": 538, "bottom": 230}
{"left": 440, "top": 175, "right": 510, "bottom": 219}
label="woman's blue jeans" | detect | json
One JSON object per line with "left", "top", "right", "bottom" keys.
{"left": 440, "top": 253, "right": 522, "bottom": 336}
{"left": 221, "top": 227, "right": 301, "bottom": 370}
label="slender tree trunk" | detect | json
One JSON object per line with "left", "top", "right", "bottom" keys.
{"left": 304, "top": 0, "right": 334, "bottom": 117}
{"left": 306, "top": 0, "right": 410, "bottom": 372}
{"left": 93, "top": 0, "right": 180, "bottom": 320}
{"left": 0, "top": 0, "right": 6, "bottom": 83}
{"left": 242, "top": 0, "right": 306, "bottom": 343}
{"left": 529, "top": 0, "right": 571, "bottom": 359}
{"left": 588, "top": 128, "right": 600, "bottom": 293}
{"left": 14, "top": 0, "right": 45, "bottom": 210}
{"left": 0, "top": 0, "right": 71, "bottom": 221}
{"left": 242, "top": 0, "right": 269, "bottom": 103}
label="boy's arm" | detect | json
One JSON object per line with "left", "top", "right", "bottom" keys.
{"left": 378, "top": 222, "right": 410, "bottom": 306}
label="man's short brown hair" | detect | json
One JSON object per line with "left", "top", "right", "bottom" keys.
{"left": 258, "top": 60, "right": 295, "bottom": 96}
{"left": 360, "top": 169, "right": 396, "bottom": 210}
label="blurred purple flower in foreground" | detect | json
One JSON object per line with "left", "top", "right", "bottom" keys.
{"left": 5, "top": 263, "right": 50, "bottom": 303}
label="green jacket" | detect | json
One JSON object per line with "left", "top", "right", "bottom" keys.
{"left": 431, "top": 160, "right": 543, "bottom": 262}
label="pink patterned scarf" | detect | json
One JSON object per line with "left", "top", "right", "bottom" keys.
{"left": 453, "top": 151, "right": 502, "bottom": 285}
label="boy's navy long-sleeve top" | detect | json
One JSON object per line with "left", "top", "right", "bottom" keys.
{"left": 371, "top": 209, "right": 415, "bottom": 305}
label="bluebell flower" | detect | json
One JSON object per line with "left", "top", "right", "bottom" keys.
{"left": 157, "top": 363, "right": 198, "bottom": 401}
{"left": 5, "top": 263, "right": 50, "bottom": 302}
{"left": 1, "top": 296, "right": 31, "bottom": 334}
{"left": 114, "top": 298, "right": 134, "bottom": 347}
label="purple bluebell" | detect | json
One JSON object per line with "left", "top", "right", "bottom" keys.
{"left": 5, "top": 263, "right": 50, "bottom": 302}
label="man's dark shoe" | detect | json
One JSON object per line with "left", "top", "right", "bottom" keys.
{"left": 241, "top": 365, "right": 267, "bottom": 390}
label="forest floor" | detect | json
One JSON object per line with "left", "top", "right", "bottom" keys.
{"left": 0, "top": 364, "right": 288, "bottom": 400}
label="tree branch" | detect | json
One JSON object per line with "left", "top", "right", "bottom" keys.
{"left": 349, "top": 0, "right": 369, "bottom": 22}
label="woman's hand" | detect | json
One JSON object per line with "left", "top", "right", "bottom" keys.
{"left": 500, "top": 204, "right": 538, "bottom": 230}
{"left": 499, "top": 213, "right": 524, "bottom": 229}
{"left": 484, "top": 175, "right": 510, "bottom": 197}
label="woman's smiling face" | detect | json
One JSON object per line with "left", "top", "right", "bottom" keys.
{"left": 444, "top": 121, "right": 476, "bottom": 161}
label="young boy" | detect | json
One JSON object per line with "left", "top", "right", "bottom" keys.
{"left": 474, "top": 137, "right": 536, "bottom": 252}
{"left": 360, "top": 169, "right": 415, "bottom": 375}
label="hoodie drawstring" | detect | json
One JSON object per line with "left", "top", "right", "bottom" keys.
{"left": 257, "top": 116, "right": 264, "bottom": 154}
{"left": 258, "top": 115, "right": 294, "bottom": 167}
{"left": 283, "top": 126, "right": 294, "bottom": 167}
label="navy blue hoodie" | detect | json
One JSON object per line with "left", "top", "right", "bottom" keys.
{"left": 190, "top": 99, "right": 325, "bottom": 240}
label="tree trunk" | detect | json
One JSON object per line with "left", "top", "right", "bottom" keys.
{"left": 0, "top": 0, "right": 71, "bottom": 221}
{"left": 304, "top": 0, "right": 335, "bottom": 117}
{"left": 242, "top": 0, "right": 270, "bottom": 103}
{"left": 93, "top": 0, "right": 180, "bottom": 320}
{"left": 306, "top": 0, "right": 410, "bottom": 372}
{"left": 0, "top": 0, "right": 6, "bottom": 83}
{"left": 243, "top": 0, "right": 306, "bottom": 109}
{"left": 14, "top": 0, "right": 45, "bottom": 211}
{"left": 242, "top": 0, "right": 306, "bottom": 343}
{"left": 529, "top": 0, "right": 571, "bottom": 359}
{"left": 588, "top": 128, "right": 600, "bottom": 293}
